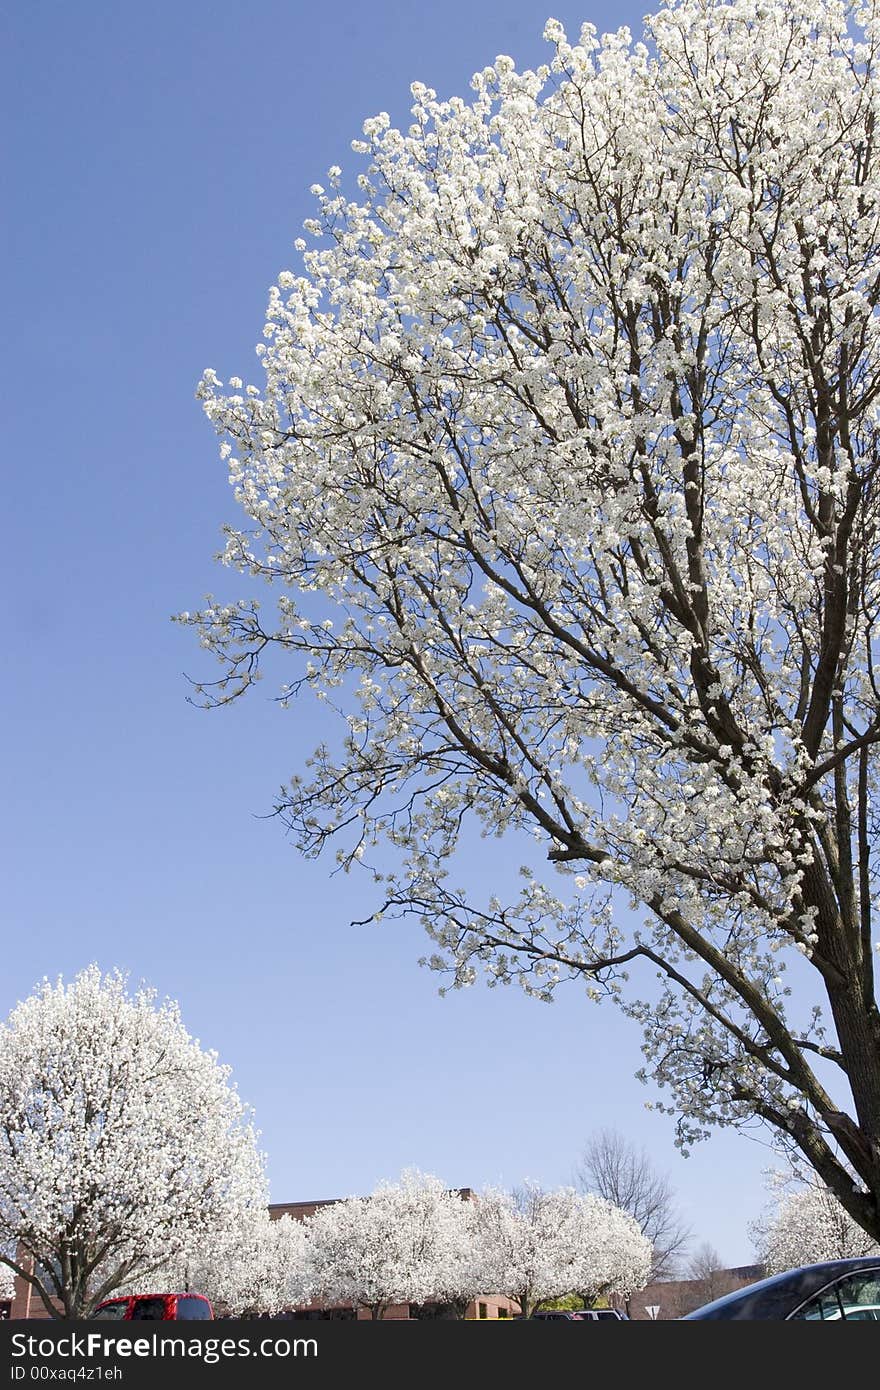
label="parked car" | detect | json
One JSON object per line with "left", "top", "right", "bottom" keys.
{"left": 682, "top": 1257, "right": 880, "bottom": 1320}
{"left": 522, "top": 1307, "right": 627, "bottom": 1321}
{"left": 89, "top": 1293, "right": 214, "bottom": 1320}
{"left": 569, "top": 1308, "right": 628, "bottom": 1321}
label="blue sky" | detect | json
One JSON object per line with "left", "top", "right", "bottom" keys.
{"left": 3, "top": 0, "right": 778, "bottom": 1268}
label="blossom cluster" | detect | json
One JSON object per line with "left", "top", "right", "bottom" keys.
{"left": 0, "top": 967, "right": 267, "bottom": 1317}
{"left": 753, "top": 1179, "right": 880, "bottom": 1273}
{"left": 147, "top": 1170, "right": 651, "bottom": 1318}
{"left": 188, "top": 0, "right": 880, "bottom": 1234}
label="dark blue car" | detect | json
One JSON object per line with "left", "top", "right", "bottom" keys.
{"left": 683, "top": 1257, "right": 880, "bottom": 1320}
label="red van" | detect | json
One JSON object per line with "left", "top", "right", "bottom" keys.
{"left": 89, "top": 1292, "right": 214, "bottom": 1320}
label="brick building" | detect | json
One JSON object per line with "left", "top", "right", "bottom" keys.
{"left": 623, "top": 1264, "right": 765, "bottom": 1320}
{"left": 9, "top": 1271, "right": 54, "bottom": 1321}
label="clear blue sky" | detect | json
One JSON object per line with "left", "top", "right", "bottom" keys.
{"left": 3, "top": 0, "right": 776, "bottom": 1268}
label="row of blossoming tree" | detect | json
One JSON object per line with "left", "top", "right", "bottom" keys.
{"left": 162, "top": 1172, "right": 654, "bottom": 1319}
{"left": 0, "top": 967, "right": 650, "bottom": 1318}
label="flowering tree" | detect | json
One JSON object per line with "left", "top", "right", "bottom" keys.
{"left": 752, "top": 1179, "right": 880, "bottom": 1273}
{"left": 305, "top": 1170, "right": 478, "bottom": 1318}
{"left": 420, "top": 1189, "right": 499, "bottom": 1318}
{"left": 152, "top": 1210, "right": 311, "bottom": 1318}
{"left": 189, "top": 0, "right": 880, "bottom": 1239}
{"left": 474, "top": 1184, "right": 651, "bottom": 1316}
{"left": 573, "top": 1193, "right": 654, "bottom": 1307}
{"left": 0, "top": 966, "right": 267, "bottom": 1318}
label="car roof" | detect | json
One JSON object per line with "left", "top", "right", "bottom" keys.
{"left": 97, "top": 1292, "right": 209, "bottom": 1304}
{"left": 682, "top": 1257, "right": 880, "bottom": 1320}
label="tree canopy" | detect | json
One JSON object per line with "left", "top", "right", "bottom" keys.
{"left": 302, "top": 1173, "right": 650, "bottom": 1319}
{"left": 152, "top": 1209, "right": 310, "bottom": 1318}
{"left": 304, "top": 1170, "right": 482, "bottom": 1318}
{"left": 474, "top": 1184, "right": 652, "bottom": 1316}
{"left": 752, "top": 1177, "right": 880, "bottom": 1272}
{"left": 189, "top": 0, "right": 880, "bottom": 1239}
{"left": 0, "top": 967, "right": 267, "bottom": 1317}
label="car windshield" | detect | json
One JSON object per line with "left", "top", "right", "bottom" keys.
{"left": 129, "top": 1297, "right": 166, "bottom": 1320}
{"left": 89, "top": 1303, "right": 128, "bottom": 1320}
{"left": 790, "top": 1270, "right": 880, "bottom": 1320}
{"left": 176, "top": 1296, "right": 212, "bottom": 1320}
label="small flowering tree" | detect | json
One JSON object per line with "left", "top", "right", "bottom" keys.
{"left": 428, "top": 1195, "right": 503, "bottom": 1312}
{"left": 154, "top": 1210, "right": 311, "bottom": 1318}
{"left": 572, "top": 1194, "right": 655, "bottom": 1308}
{"left": 419, "top": 1190, "right": 498, "bottom": 1319}
{"left": 187, "top": 0, "right": 880, "bottom": 1239}
{"left": 474, "top": 1185, "right": 651, "bottom": 1317}
{"left": 305, "top": 1170, "right": 477, "bottom": 1319}
{"left": 752, "top": 1180, "right": 880, "bottom": 1274}
{"left": 0, "top": 966, "right": 268, "bottom": 1318}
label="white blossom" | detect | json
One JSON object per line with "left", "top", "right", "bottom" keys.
{"left": 304, "top": 1169, "right": 482, "bottom": 1318}
{"left": 0, "top": 966, "right": 267, "bottom": 1318}
{"left": 188, "top": 0, "right": 880, "bottom": 1242}
{"left": 752, "top": 1178, "right": 880, "bottom": 1273}
{"left": 472, "top": 1184, "right": 651, "bottom": 1316}
{"left": 148, "top": 1209, "right": 311, "bottom": 1317}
